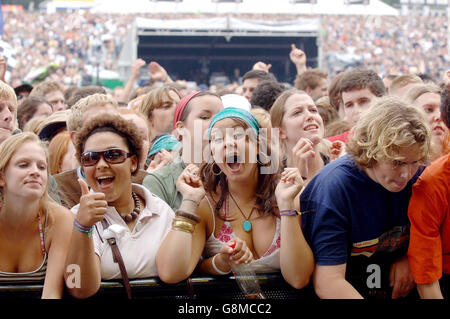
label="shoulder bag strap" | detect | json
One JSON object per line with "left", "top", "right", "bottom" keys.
{"left": 101, "top": 219, "right": 132, "bottom": 299}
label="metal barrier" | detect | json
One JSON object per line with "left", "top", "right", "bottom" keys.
{"left": 0, "top": 272, "right": 317, "bottom": 299}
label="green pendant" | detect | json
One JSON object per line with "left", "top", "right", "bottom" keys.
{"left": 243, "top": 220, "right": 252, "bottom": 232}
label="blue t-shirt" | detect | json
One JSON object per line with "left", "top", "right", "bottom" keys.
{"left": 300, "top": 155, "right": 423, "bottom": 298}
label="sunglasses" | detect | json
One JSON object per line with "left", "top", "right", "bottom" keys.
{"left": 81, "top": 148, "right": 133, "bottom": 167}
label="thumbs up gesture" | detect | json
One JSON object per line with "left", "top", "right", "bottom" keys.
{"left": 76, "top": 179, "right": 108, "bottom": 227}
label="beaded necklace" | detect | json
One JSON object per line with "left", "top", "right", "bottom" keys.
{"left": 121, "top": 192, "right": 141, "bottom": 223}
{"left": 37, "top": 211, "right": 45, "bottom": 257}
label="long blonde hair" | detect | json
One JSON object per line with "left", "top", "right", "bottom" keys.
{"left": 0, "top": 132, "right": 54, "bottom": 213}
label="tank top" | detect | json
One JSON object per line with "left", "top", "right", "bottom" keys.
{"left": 203, "top": 196, "right": 281, "bottom": 273}
{"left": 0, "top": 210, "right": 49, "bottom": 283}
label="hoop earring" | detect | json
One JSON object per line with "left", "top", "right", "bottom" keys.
{"left": 212, "top": 163, "right": 222, "bottom": 176}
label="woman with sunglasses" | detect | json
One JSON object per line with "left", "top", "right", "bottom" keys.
{"left": 0, "top": 132, "right": 73, "bottom": 298}
{"left": 64, "top": 114, "right": 176, "bottom": 298}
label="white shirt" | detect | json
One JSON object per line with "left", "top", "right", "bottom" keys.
{"left": 71, "top": 184, "right": 175, "bottom": 280}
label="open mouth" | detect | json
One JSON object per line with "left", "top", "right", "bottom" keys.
{"left": 97, "top": 175, "right": 115, "bottom": 188}
{"left": 225, "top": 154, "right": 242, "bottom": 173}
{"left": 304, "top": 123, "right": 319, "bottom": 131}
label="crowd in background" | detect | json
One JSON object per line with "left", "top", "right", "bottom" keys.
{"left": 2, "top": 11, "right": 448, "bottom": 87}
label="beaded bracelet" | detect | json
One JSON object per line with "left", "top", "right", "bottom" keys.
{"left": 211, "top": 254, "right": 231, "bottom": 275}
{"left": 280, "top": 210, "right": 301, "bottom": 217}
{"left": 73, "top": 219, "right": 94, "bottom": 237}
{"left": 176, "top": 209, "right": 201, "bottom": 224}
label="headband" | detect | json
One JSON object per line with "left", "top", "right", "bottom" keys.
{"left": 148, "top": 134, "right": 182, "bottom": 157}
{"left": 208, "top": 107, "right": 260, "bottom": 139}
{"left": 172, "top": 91, "right": 202, "bottom": 130}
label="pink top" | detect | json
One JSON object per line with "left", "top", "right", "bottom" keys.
{"left": 203, "top": 196, "right": 281, "bottom": 273}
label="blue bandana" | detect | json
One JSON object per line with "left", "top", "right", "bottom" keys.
{"left": 208, "top": 107, "right": 260, "bottom": 139}
{"left": 148, "top": 134, "right": 182, "bottom": 157}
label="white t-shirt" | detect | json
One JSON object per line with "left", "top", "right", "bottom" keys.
{"left": 71, "top": 184, "right": 175, "bottom": 280}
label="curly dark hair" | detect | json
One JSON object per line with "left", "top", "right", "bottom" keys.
{"left": 75, "top": 113, "right": 143, "bottom": 175}
{"left": 250, "top": 80, "right": 286, "bottom": 111}
{"left": 200, "top": 117, "right": 280, "bottom": 219}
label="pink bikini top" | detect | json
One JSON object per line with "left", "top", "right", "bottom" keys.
{"left": 202, "top": 196, "right": 281, "bottom": 273}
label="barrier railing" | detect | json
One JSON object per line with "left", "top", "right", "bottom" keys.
{"left": 0, "top": 272, "right": 317, "bottom": 299}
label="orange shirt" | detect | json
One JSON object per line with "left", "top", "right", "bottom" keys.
{"left": 408, "top": 153, "right": 450, "bottom": 284}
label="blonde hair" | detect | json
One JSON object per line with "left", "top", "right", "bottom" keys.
{"left": 67, "top": 93, "right": 118, "bottom": 132}
{"left": 389, "top": 75, "right": 422, "bottom": 96}
{"left": 346, "top": 96, "right": 431, "bottom": 168}
{"left": 0, "top": 80, "right": 18, "bottom": 123}
{"left": 23, "top": 115, "right": 47, "bottom": 134}
{"left": 404, "top": 83, "right": 442, "bottom": 104}
{"left": 138, "top": 87, "right": 181, "bottom": 120}
{"left": 48, "top": 131, "right": 71, "bottom": 175}
{"left": 250, "top": 107, "right": 271, "bottom": 129}
{"left": 0, "top": 132, "right": 54, "bottom": 211}
{"left": 29, "top": 81, "right": 64, "bottom": 98}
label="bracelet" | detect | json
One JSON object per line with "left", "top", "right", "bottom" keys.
{"left": 211, "top": 254, "right": 231, "bottom": 275}
{"left": 176, "top": 209, "right": 201, "bottom": 224}
{"left": 182, "top": 198, "right": 200, "bottom": 206}
{"left": 172, "top": 218, "right": 195, "bottom": 233}
{"left": 280, "top": 210, "right": 301, "bottom": 217}
{"left": 73, "top": 220, "right": 94, "bottom": 237}
{"left": 74, "top": 219, "right": 93, "bottom": 231}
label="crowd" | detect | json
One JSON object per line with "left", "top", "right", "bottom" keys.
{"left": 1, "top": 11, "right": 448, "bottom": 87}
{"left": 0, "top": 8, "right": 449, "bottom": 301}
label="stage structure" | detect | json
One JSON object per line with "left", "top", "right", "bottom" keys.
{"left": 119, "top": 16, "right": 320, "bottom": 86}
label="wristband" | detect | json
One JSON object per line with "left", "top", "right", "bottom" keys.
{"left": 211, "top": 254, "right": 231, "bottom": 275}
{"left": 280, "top": 209, "right": 301, "bottom": 217}
{"left": 176, "top": 209, "right": 200, "bottom": 224}
{"left": 73, "top": 220, "right": 94, "bottom": 237}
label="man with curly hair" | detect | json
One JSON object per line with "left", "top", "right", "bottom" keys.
{"left": 300, "top": 96, "right": 431, "bottom": 299}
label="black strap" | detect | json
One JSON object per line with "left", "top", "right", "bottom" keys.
{"left": 101, "top": 219, "right": 132, "bottom": 299}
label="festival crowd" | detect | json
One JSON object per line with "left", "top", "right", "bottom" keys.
{"left": 0, "top": 8, "right": 449, "bottom": 301}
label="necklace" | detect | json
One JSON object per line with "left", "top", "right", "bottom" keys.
{"left": 37, "top": 211, "right": 45, "bottom": 257}
{"left": 121, "top": 192, "right": 141, "bottom": 223}
{"left": 228, "top": 192, "right": 255, "bottom": 232}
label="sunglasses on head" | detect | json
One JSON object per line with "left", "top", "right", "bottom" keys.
{"left": 81, "top": 148, "right": 133, "bottom": 167}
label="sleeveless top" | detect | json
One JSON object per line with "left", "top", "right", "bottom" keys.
{"left": 203, "top": 196, "right": 281, "bottom": 273}
{"left": 0, "top": 210, "right": 49, "bottom": 283}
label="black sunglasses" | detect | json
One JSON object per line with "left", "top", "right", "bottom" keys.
{"left": 81, "top": 148, "right": 133, "bottom": 167}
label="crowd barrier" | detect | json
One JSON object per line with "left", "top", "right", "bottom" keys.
{"left": 0, "top": 272, "right": 317, "bottom": 299}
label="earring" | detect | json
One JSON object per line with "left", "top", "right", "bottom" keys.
{"left": 211, "top": 163, "right": 222, "bottom": 176}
